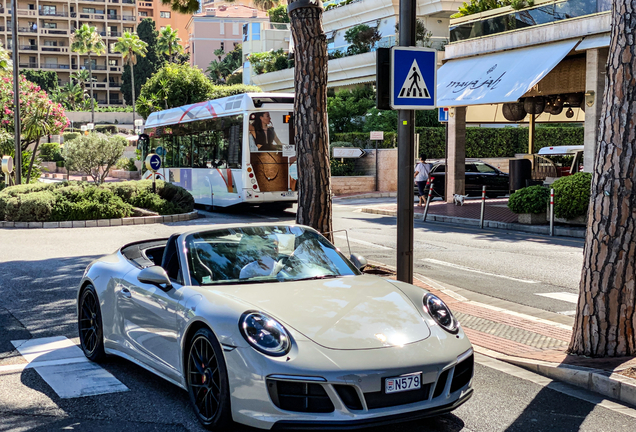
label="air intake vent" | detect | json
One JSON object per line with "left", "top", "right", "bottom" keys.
{"left": 450, "top": 354, "right": 474, "bottom": 393}
{"left": 333, "top": 385, "right": 363, "bottom": 410}
{"left": 266, "top": 380, "right": 334, "bottom": 413}
{"left": 433, "top": 369, "right": 450, "bottom": 398}
{"left": 364, "top": 383, "right": 431, "bottom": 409}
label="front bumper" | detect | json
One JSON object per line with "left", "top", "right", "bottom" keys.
{"left": 224, "top": 336, "right": 474, "bottom": 430}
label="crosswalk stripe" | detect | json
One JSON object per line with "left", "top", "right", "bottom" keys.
{"left": 11, "top": 336, "right": 128, "bottom": 399}
{"left": 535, "top": 292, "right": 579, "bottom": 304}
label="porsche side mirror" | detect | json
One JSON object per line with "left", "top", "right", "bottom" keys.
{"left": 138, "top": 266, "right": 172, "bottom": 290}
{"left": 350, "top": 253, "right": 367, "bottom": 271}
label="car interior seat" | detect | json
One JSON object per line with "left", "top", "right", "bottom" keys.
{"left": 161, "top": 233, "right": 181, "bottom": 282}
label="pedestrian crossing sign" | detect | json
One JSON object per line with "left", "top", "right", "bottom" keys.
{"left": 390, "top": 47, "right": 436, "bottom": 110}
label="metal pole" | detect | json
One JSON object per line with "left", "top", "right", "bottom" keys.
{"left": 375, "top": 139, "right": 379, "bottom": 192}
{"left": 549, "top": 188, "right": 554, "bottom": 236}
{"left": 396, "top": 0, "right": 417, "bottom": 284}
{"left": 480, "top": 185, "right": 486, "bottom": 229}
{"left": 11, "top": 0, "right": 22, "bottom": 185}
{"left": 422, "top": 177, "right": 433, "bottom": 222}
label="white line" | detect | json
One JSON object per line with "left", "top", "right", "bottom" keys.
{"left": 421, "top": 258, "right": 539, "bottom": 284}
{"left": 334, "top": 235, "right": 393, "bottom": 250}
{"left": 0, "top": 357, "right": 88, "bottom": 374}
{"left": 536, "top": 292, "right": 579, "bottom": 304}
{"left": 413, "top": 273, "right": 468, "bottom": 302}
{"left": 11, "top": 336, "right": 128, "bottom": 398}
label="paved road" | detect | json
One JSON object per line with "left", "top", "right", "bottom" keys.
{"left": 1, "top": 200, "right": 630, "bottom": 432}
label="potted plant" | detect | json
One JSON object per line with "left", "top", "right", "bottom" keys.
{"left": 507, "top": 185, "right": 550, "bottom": 224}
{"left": 551, "top": 172, "right": 592, "bottom": 225}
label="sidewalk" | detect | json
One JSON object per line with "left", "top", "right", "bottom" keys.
{"left": 407, "top": 272, "right": 636, "bottom": 408}
{"left": 336, "top": 192, "right": 586, "bottom": 238}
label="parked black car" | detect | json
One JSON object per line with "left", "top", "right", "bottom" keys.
{"left": 415, "top": 161, "right": 509, "bottom": 199}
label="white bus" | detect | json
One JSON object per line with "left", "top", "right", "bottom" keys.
{"left": 144, "top": 93, "right": 297, "bottom": 209}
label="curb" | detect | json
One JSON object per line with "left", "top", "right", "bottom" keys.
{"left": 361, "top": 207, "right": 585, "bottom": 238}
{"left": 0, "top": 210, "right": 199, "bottom": 229}
{"left": 501, "top": 356, "right": 636, "bottom": 408}
{"left": 334, "top": 192, "right": 398, "bottom": 200}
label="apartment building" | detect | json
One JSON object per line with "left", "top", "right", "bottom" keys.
{"left": 137, "top": 0, "right": 190, "bottom": 48}
{"left": 0, "top": 0, "right": 138, "bottom": 105}
{"left": 185, "top": 4, "right": 268, "bottom": 71}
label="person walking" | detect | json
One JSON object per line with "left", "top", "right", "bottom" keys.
{"left": 414, "top": 154, "right": 432, "bottom": 207}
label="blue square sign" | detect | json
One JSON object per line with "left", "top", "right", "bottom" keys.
{"left": 391, "top": 47, "right": 437, "bottom": 110}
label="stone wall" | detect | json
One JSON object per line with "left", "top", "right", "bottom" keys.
{"left": 331, "top": 176, "right": 376, "bottom": 195}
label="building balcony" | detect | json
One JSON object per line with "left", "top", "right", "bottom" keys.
{"left": 108, "top": 99, "right": 124, "bottom": 105}
{"left": 19, "top": 44, "right": 38, "bottom": 51}
{"left": 109, "top": 82, "right": 121, "bottom": 88}
{"left": 122, "top": 0, "right": 135, "bottom": 3}
{"left": 109, "top": 65, "right": 122, "bottom": 72}
{"left": 39, "top": 11, "right": 70, "bottom": 17}
{"left": 42, "top": 63, "right": 72, "bottom": 69}
{"left": 106, "top": 14, "right": 121, "bottom": 20}
{"left": 41, "top": 45, "right": 70, "bottom": 52}
{"left": 0, "top": 26, "right": 5, "bottom": 32}
{"left": 77, "top": 0, "right": 106, "bottom": 3}
{"left": 19, "top": 62, "right": 38, "bottom": 68}
{"left": 40, "top": 28, "right": 70, "bottom": 35}
{"left": 107, "top": 31, "right": 121, "bottom": 37}
{"left": 79, "top": 13, "right": 106, "bottom": 20}
{"left": 16, "top": 9, "right": 38, "bottom": 17}
{"left": 122, "top": 15, "right": 136, "bottom": 21}
{"left": 449, "top": 0, "right": 611, "bottom": 43}
{"left": 18, "top": 26, "right": 38, "bottom": 33}
{"left": 90, "top": 82, "right": 108, "bottom": 89}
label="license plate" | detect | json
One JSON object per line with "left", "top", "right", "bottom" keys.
{"left": 281, "top": 191, "right": 295, "bottom": 197}
{"left": 385, "top": 373, "right": 421, "bottom": 394}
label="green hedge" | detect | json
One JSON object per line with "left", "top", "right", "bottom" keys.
{"left": 332, "top": 127, "right": 584, "bottom": 158}
{"left": 507, "top": 185, "right": 550, "bottom": 214}
{"left": 552, "top": 172, "right": 592, "bottom": 219}
{"left": 0, "top": 180, "right": 195, "bottom": 222}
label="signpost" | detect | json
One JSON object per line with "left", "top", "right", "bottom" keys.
{"left": 145, "top": 153, "right": 162, "bottom": 193}
{"left": 332, "top": 147, "right": 365, "bottom": 159}
{"left": 370, "top": 131, "right": 384, "bottom": 191}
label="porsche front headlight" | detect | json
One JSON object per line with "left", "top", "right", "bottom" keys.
{"left": 239, "top": 311, "right": 291, "bottom": 356}
{"left": 424, "top": 294, "right": 459, "bottom": 334}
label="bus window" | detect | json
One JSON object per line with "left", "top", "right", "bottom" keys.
{"left": 248, "top": 111, "right": 290, "bottom": 153}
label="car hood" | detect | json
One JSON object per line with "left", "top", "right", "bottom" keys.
{"left": 221, "top": 275, "right": 431, "bottom": 350}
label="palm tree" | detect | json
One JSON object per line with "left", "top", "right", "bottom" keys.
{"left": 157, "top": 25, "right": 183, "bottom": 62}
{"left": 58, "top": 81, "right": 87, "bottom": 110}
{"left": 71, "top": 24, "right": 106, "bottom": 124}
{"left": 160, "top": 0, "right": 200, "bottom": 14}
{"left": 114, "top": 32, "right": 148, "bottom": 125}
{"left": 253, "top": 0, "right": 280, "bottom": 11}
{"left": 71, "top": 69, "right": 92, "bottom": 95}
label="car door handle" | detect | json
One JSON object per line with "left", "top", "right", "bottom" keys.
{"left": 119, "top": 287, "right": 132, "bottom": 299}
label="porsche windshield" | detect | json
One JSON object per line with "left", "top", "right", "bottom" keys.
{"left": 185, "top": 226, "right": 358, "bottom": 285}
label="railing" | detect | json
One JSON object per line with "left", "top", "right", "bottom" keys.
{"left": 266, "top": 23, "right": 291, "bottom": 31}
{"left": 108, "top": 99, "right": 124, "bottom": 105}
{"left": 122, "top": 0, "right": 135, "bottom": 4}
{"left": 122, "top": 15, "right": 136, "bottom": 21}
{"left": 39, "top": 11, "right": 70, "bottom": 17}
{"left": 449, "top": 0, "right": 612, "bottom": 43}
{"left": 19, "top": 45, "right": 38, "bottom": 50}
{"left": 106, "top": 14, "right": 121, "bottom": 20}
{"left": 17, "top": 9, "right": 37, "bottom": 16}
{"left": 42, "top": 46, "right": 69, "bottom": 52}
{"left": 19, "top": 62, "right": 38, "bottom": 68}
{"left": 90, "top": 83, "right": 108, "bottom": 88}
{"left": 18, "top": 27, "right": 38, "bottom": 33}
{"left": 92, "top": 65, "right": 108, "bottom": 70}
{"left": 78, "top": 0, "right": 106, "bottom": 2}
{"left": 107, "top": 31, "right": 121, "bottom": 37}
{"left": 109, "top": 66, "right": 122, "bottom": 72}
{"left": 109, "top": 0, "right": 120, "bottom": 3}
{"left": 41, "top": 29, "right": 70, "bottom": 35}
{"left": 109, "top": 82, "right": 121, "bottom": 88}
{"left": 42, "top": 64, "right": 71, "bottom": 69}
{"left": 79, "top": 13, "right": 105, "bottom": 20}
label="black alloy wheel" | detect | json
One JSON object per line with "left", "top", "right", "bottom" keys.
{"left": 187, "top": 328, "right": 232, "bottom": 430}
{"left": 78, "top": 285, "right": 106, "bottom": 362}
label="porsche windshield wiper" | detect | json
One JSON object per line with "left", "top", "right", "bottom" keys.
{"left": 289, "top": 275, "right": 339, "bottom": 282}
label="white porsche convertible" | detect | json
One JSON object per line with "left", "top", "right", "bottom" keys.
{"left": 77, "top": 224, "right": 473, "bottom": 430}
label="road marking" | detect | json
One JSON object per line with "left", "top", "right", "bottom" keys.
{"left": 11, "top": 336, "right": 128, "bottom": 399}
{"left": 536, "top": 292, "right": 579, "bottom": 303}
{"left": 421, "top": 258, "right": 539, "bottom": 284}
{"left": 334, "top": 235, "right": 393, "bottom": 250}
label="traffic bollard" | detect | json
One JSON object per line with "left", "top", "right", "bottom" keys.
{"left": 480, "top": 186, "right": 486, "bottom": 229}
{"left": 549, "top": 188, "right": 554, "bottom": 236}
{"left": 422, "top": 177, "right": 434, "bottom": 221}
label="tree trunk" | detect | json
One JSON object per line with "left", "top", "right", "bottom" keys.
{"left": 131, "top": 62, "right": 136, "bottom": 127}
{"left": 89, "top": 54, "right": 95, "bottom": 124}
{"left": 568, "top": 1, "right": 636, "bottom": 357}
{"left": 288, "top": 3, "right": 333, "bottom": 240}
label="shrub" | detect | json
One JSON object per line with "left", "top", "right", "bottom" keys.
{"left": 3, "top": 191, "right": 56, "bottom": 222}
{"left": 39, "top": 142, "right": 64, "bottom": 162}
{"left": 507, "top": 185, "right": 550, "bottom": 214}
{"left": 62, "top": 132, "right": 80, "bottom": 142}
{"left": 96, "top": 125, "right": 118, "bottom": 134}
{"left": 50, "top": 185, "right": 133, "bottom": 221}
{"left": 552, "top": 172, "right": 592, "bottom": 219}
{"left": 330, "top": 159, "right": 361, "bottom": 176}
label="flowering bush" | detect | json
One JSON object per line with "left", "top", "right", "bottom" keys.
{"left": 0, "top": 75, "right": 69, "bottom": 143}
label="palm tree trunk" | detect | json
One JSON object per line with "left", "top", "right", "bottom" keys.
{"left": 289, "top": 3, "right": 332, "bottom": 240}
{"left": 131, "top": 62, "right": 136, "bottom": 127}
{"left": 89, "top": 54, "right": 95, "bottom": 124}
